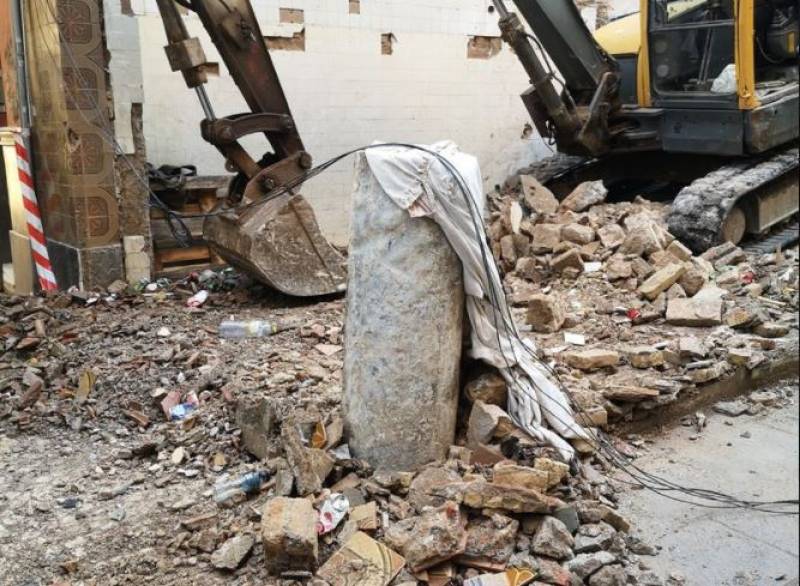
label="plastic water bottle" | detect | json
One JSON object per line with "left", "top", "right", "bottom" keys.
{"left": 213, "top": 470, "right": 270, "bottom": 504}
{"left": 219, "top": 320, "right": 286, "bottom": 338}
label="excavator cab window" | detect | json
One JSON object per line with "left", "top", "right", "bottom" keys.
{"left": 754, "top": 0, "right": 799, "bottom": 94}
{"left": 649, "top": 0, "right": 737, "bottom": 98}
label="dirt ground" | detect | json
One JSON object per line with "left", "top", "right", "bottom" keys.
{"left": 0, "top": 285, "right": 344, "bottom": 585}
{"left": 0, "top": 240, "right": 797, "bottom": 585}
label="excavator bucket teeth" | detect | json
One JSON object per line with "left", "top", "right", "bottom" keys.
{"left": 203, "top": 193, "right": 347, "bottom": 297}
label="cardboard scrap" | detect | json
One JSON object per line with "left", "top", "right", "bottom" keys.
{"left": 75, "top": 370, "right": 96, "bottom": 403}
{"left": 317, "top": 531, "right": 405, "bottom": 586}
{"left": 311, "top": 420, "right": 327, "bottom": 449}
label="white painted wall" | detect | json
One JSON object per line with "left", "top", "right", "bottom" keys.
{"left": 610, "top": 0, "right": 641, "bottom": 17}
{"left": 121, "top": 0, "right": 637, "bottom": 244}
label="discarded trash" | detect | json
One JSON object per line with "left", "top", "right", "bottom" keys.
{"left": 75, "top": 369, "right": 95, "bottom": 403}
{"left": 187, "top": 290, "right": 209, "bottom": 308}
{"left": 564, "top": 332, "right": 586, "bottom": 346}
{"left": 626, "top": 308, "right": 641, "bottom": 321}
{"left": 311, "top": 420, "right": 327, "bottom": 449}
{"left": 584, "top": 261, "right": 602, "bottom": 273}
{"left": 168, "top": 391, "right": 199, "bottom": 421}
{"left": 332, "top": 444, "right": 352, "bottom": 461}
{"left": 316, "top": 492, "right": 350, "bottom": 535}
{"left": 219, "top": 319, "right": 292, "bottom": 339}
{"left": 213, "top": 470, "right": 270, "bottom": 504}
{"left": 169, "top": 403, "right": 197, "bottom": 421}
{"left": 463, "top": 569, "right": 536, "bottom": 586}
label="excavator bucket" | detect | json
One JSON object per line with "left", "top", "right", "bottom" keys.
{"left": 203, "top": 193, "right": 347, "bottom": 297}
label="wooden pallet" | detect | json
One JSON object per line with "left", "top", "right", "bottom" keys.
{"left": 151, "top": 176, "right": 231, "bottom": 277}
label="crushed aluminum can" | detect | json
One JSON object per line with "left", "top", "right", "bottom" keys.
{"left": 316, "top": 493, "right": 349, "bottom": 535}
{"left": 187, "top": 290, "right": 209, "bottom": 308}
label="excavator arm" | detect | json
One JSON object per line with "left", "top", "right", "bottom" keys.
{"left": 492, "top": 0, "right": 623, "bottom": 156}
{"left": 154, "top": 0, "right": 346, "bottom": 297}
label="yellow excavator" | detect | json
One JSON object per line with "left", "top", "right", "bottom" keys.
{"left": 495, "top": 0, "right": 798, "bottom": 252}
{"left": 153, "top": 0, "right": 798, "bottom": 298}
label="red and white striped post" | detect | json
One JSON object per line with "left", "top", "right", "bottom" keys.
{"left": 14, "top": 133, "right": 57, "bottom": 291}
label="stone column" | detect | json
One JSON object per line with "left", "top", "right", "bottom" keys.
{"left": 343, "top": 154, "right": 464, "bottom": 472}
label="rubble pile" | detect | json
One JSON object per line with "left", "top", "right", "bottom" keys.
{"left": 1, "top": 276, "right": 677, "bottom": 585}
{"left": 487, "top": 176, "right": 799, "bottom": 427}
{"left": 0, "top": 179, "right": 797, "bottom": 584}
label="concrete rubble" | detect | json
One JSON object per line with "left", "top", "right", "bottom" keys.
{"left": 487, "top": 178, "right": 798, "bottom": 428}
{"left": 0, "top": 175, "right": 797, "bottom": 585}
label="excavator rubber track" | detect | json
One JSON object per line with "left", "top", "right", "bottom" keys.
{"left": 667, "top": 146, "right": 800, "bottom": 254}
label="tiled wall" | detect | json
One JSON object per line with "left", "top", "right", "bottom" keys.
{"left": 25, "top": 0, "right": 123, "bottom": 288}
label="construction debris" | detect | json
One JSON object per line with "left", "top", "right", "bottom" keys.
{"left": 0, "top": 170, "right": 796, "bottom": 585}
{"left": 485, "top": 177, "right": 798, "bottom": 429}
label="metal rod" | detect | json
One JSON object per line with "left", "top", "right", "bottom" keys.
{"left": 491, "top": 0, "right": 511, "bottom": 19}
{"left": 195, "top": 86, "right": 216, "bottom": 121}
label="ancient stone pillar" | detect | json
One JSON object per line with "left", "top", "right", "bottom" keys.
{"left": 343, "top": 154, "right": 464, "bottom": 471}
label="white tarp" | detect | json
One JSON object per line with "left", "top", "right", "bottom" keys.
{"left": 365, "top": 141, "right": 591, "bottom": 461}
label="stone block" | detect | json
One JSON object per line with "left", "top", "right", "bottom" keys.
{"left": 464, "top": 372, "right": 508, "bottom": 406}
{"left": 638, "top": 263, "right": 686, "bottom": 300}
{"left": 520, "top": 175, "right": 559, "bottom": 214}
{"left": 563, "top": 349, "right": 619, "bottom": 371}
{"left": 560, "top": 181, "right": 607, "bottom": 212}
{"left": 562, "top": 223, "right": 596, "bottom": 245}
{"left": 551, "top": 249, "right": 585, "bottom": 273}
{"left": 597, "top": 224, "right": 625, "bottom": 249}
{"left": 343, "top": 155, "right": 463, "bottom": 471}
{"left": 527, "top": 293, "right": 566, "bottom": 333}
{"left": 532, "top": 223, "right": 562, "bottom": 252}
{"left": 262, "top": 497, "right": 318, "bottom": 574}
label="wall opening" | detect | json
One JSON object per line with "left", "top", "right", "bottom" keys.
{"left": 265, "top": 30, "right": 306, "bottom": 52}
{"left": 381, "top": 32, "right": 395, "bottom": 55}
{"left": 279, "top": 8, "right": 304, "bottom": 24}
{"left": 467, "top": 35, "right": 502, "bottom": 59}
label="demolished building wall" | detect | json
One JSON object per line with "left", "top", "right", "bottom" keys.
{"left": 23, "top": 0, "right": 125, "bottom": 289}
{"left": 120, "top": 0, "right": 631, "bottom": 246}
{"left": 11, "top": 0, "right": 152, "bottom": 290}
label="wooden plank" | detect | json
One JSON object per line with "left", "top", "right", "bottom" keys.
{"left": 155, "top": 245, "right": 211, "bottom": 265}
{"left": 150, "top": 202, "right": 203, "bottom": 219}
{"left": 151, "top": 216, "right": 206, "bottom": 248}
{"left": 156, "top": 259, "right": 226, "bottom": 280}
{"left": 184, "top": 175, "right": 232, "bottom": 191}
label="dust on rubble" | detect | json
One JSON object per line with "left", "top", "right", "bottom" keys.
{"left": 489, "top": 177, "right": 798, "bottom": 428}
{"left": 0, "top": 176, "right": 797, "bottom": 585}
